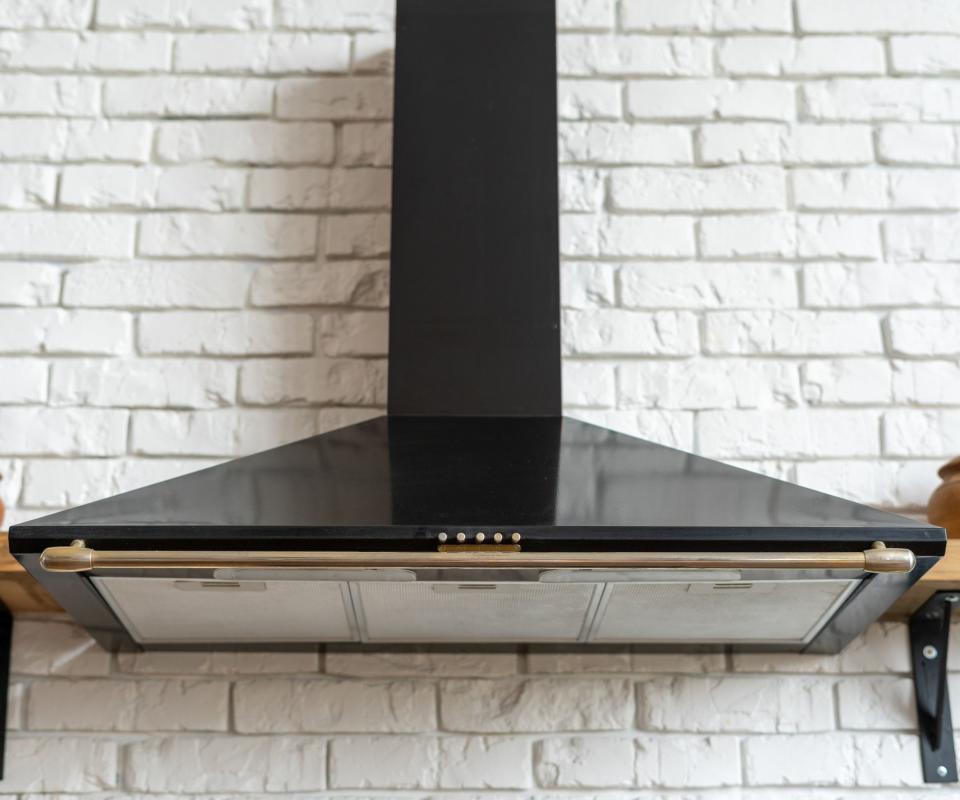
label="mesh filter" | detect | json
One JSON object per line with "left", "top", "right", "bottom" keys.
{"left": 589, "top": 580, "right": 856, "bottom": 644}
{"left": 354, "top": 581, "right": 598, "bottom": 642}
{"left": 93, "top": 577, "right": 357, "bottom": 644}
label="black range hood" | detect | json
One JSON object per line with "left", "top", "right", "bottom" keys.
{"left": 11, "top": 0, "right": 944, "bottom": 653}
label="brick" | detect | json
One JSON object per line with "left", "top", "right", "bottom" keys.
{"left": 638, "top": 675, "right": 835, "bottom": 732}
{"left": 893, "top": 360, "right": 960, "bottom": 405}
{"left": 563, "top": 361, "right": 616, "bottom": 407}
{"left": 0, "top": 359, "right": 47, "bottom": 403}
{"left": 125, "top": 737, "right": 326, "bottom": 792}
{"left": 719, "top": 36, "right": 884, "bottom": 77}
{"left": 631, "top": 651, "right": 728, "bottom": 673}
{"left": 884, "top": 410, "right": 960, "bottom": 458}
{"left": 64, "top": 261, "right": 252, "bottom": 308}
{"left": 802, "top": 359, "right": 893, "bottom": 404}
{"left": 157, "top": 120, "right": 335, "bottom": 164}
{"left": 240, "top": 358, "right": 385, "bottom": 406}
{"left": 527, "top": 646, "right": 631, "bottom": 673}
{"left": 1, "top": 738, "right": 117, "bottom": 792}
{"left": 558, "top": 80, "right": 622, "bottom": 120}
{"left": 561, "top": 262, "right": 616, "bottom": 309}
{"left": 612, "top": 166, "right": 785, "bottom": 211}
{"left": 795, "top": 460, "right": 901, "bottom": 506}
{"left": 11, "top": 620, "right": 110, "bottom": 676}
{"left": 21, "top": 457, "right": 221, "bottom": 508}
{"left": 804, "top": 262, "right": 960, "bottom": 307}
{"left": 249, "top": 168, "right": 330, "bottom": 210}
{"left": 699, "top": 212, "right": 797, "bottom": 257}
{"left": 277, "top": 77, "right": 392, "bottom": 120}
{"left": 64, "top": 119, "right": 153, "bottom": 162}
{"left": 235, "top": 678, "right": 434, "bottom": 733}
{"left": 706, "top": 310, "right": 883, "bottom": 355}
{"left": 340, "top": 122, "right": 393, "bottom": 165}
{"left": 326, "top": 213, "right": 391, "bottom": 257}
{"left": 0, "top": 407, "right": 127, "bottom": 455}
{"left": 623, "top": 0, "right": 791, "bottom": 32}
{"left": 0, "top": 213, "right": 134, "bottom": 258}
{"left": 0, "top": 76, "right": 98, "bottom": 115}
{"left": 28, "top": 679, "right": 228, "bottom": 731}
{"left": 0, "top": 119, "right": 67, "bottom": 160}
{"left": 885, "top": 215, "right": 960, "bottom": 260}
{"left": 620, "top": 262, "right": 797, "bottom": 308}
{"left": 61, "top": 165, "right": 246, "bottom": 210}
{"left": 536, "top": 736, "right": 635, "bottom": 787}
{"left": 698, "top": 409, "right": 880, "bottom": 458}
{"left": 51, "top": 359, "right": 236, "bottom": 408}
{"left": 618, "top": 359, "right": 800, "bottom": 409}
{"left": 889, "top": 310, "right": 960, "bottom": 355}
{"left": 560, "top": 167, "right": 603, "bottom": 212}
{"left": 840, "top": 622, "right": 911, "bottom": 673}
{"left": 140, "top": 214, "right": 317, "bottom": 258}
{"left": 0, "top": 31, "right": 169, "bottom": 71}
{"left": 557, "top": 0, "right": 615, "bottom": 30}
{"left": 561, "top": 214, "right": 601, "bottom": 256}
{"left": 599, "top": 216, "right": 696, "bottom": 257}
{"left": 352, "top": 32, "right": 394, "bottom": 72}
{"left": 329, "top": 167, "right": 391, "bottom": 209}
{"left": 571, "top": 408, "right": 695, "bottom": 450}
{"left": 104, "top": 77, "right": 272, "bottom": 117}
{"left": 878, "top": 124, "right": 960, "bottom": 165}
{"left": 0, "top": 165, "right": 57, "bottom": 208}
{"left": 439, "top": 737, "right": 532, "bottom": 789}
{"left": 174, "top": 32, "right": 349, "bottom": 73}
{"left": 798, "top": 0, "right": 960, "bottom": 33}
{"left": 563, "top": 310, "right": 699, "bottom": 356}
{"left": 892, "top": 36, "right": 960, "bottom": 75}
{"left": 744, "top": 733, "right": 922, "bottom": 786}
{"left": 276, "top": 0, "right": 395, "bottom": 31}
{"left": 792, "top": 169, "right": 887, "bottom": 210}
{"left": 0, "top": 309, "right": 131, "bottom": 355}
{"left": 558, "top": 35, "right": 712, "bottom": 77}
{"left": 891, "top": 169, "right": 960, "bottom": 209}
{"left": 131, "top": 408, "right": 317, "bottom": 456}
{"left": 97, "top": 0, "right": 272, "bottom": 29}
{"left": 324, "top": 647, "right": 517, "bottom": 677}
{"left": 637, "top": 735, "right": 742, "bottom": 788}
{"left": 628, "top": 79, "right": 795, "bottom": 121}
{"left": 0, "top": 263, "right": 61, "bottom": 305}
{"left": 0, "top": 0, "right": 92, "bottom": 29}
{"left": 804, "top": 79, "right": 960, "bottom": 122}
{"left": 329, "top": 737, "right": 435, "bottom": 789}
{"left": 838, "top": 676, "right": 920, "bottom": 730}
{"left": 117, "top": 650, "right": 318, "bottom": 674}
{"left": 796, "top": 214, "right": 882, "bottom": 258}
{"left": 440, "top": 679, "right": 632, "bottom": 732}
{"left": 318, "top": 310, "right": 389, "bottom": 356}
{"left": 139, "top": 310, "right": 312, "bottom": 355}
{"left": 560, "top": 122, "right": 693, "bottom": 164}
{"left": 251, "top": 261, "right": 388, "bottom": 308}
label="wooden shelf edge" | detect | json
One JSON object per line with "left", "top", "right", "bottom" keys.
{"left": 883, "top": 539, "right": 960, "bottom": 620}
{"left": 0, "top": 533, "right": 62, "bottom": 614}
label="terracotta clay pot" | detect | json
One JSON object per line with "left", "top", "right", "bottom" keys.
{"left": 929, "top": 457, "right": 960, "bottom": 538}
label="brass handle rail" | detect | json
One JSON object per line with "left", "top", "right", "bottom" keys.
{"left": 38, "top": 541, "right": 916, "bottom": 574}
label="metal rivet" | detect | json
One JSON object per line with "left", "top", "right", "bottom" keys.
{"left": 923, "top": 645, "right": 939, "bottom": 660}
{"left": 511, "top": 532, "right": 521, "bottom": 543}
{"left": 493, "top": 532, "right": 503, "bottom": 543}
{"left": 70, "top": 539, "right": 86, "bottom": 548}
{"left": 438, "top": 532, "right": 448, "bottom": 543}
{"left": 456, "top": 532, "right": 466, "bottom": 543}
{"left": 946, "top": 595, "right": 960, "bottom": 603}
{"left": 476, "top": 532, "right": 485, "bottom": 543}
{"left": 938, "top": 765, "right": 949, "bottom": 778}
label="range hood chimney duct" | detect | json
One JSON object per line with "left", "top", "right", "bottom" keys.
{"left": 387, "top": 0, "right": 562, "bottom": 418}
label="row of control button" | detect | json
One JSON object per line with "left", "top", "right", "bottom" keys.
{"left": 437, "top": 531, "right": 521, "bottom": 544}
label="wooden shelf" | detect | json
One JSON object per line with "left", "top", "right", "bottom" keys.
{"left": 884, "top": 539, "right": 960, "bottom": 620}
{"left": 0, "top": 534, "right": 61, "bottom": 613}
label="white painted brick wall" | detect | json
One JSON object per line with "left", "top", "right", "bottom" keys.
{"left": 2, "top": 0, "right": 960, "bottom": 794}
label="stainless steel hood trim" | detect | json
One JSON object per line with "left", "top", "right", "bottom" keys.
{"left": 40, "top": 541, "right": 916, "bottom": 574}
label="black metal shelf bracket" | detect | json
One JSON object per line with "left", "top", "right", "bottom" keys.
{"left": 911, "top": 591, "right": 959, "bottom": 782}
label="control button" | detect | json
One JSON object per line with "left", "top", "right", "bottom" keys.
{"left": 511, "top": 532, "right": 521, "bottom": 543}
{"left": 475, "top": 532, "right": 486, "bottom": 543}
{"left": 438, "top": 532, "right": 448, "bottom": 543}
{"left": 493, "top": 532, "right": 503, "bottom": 543}
{"left": 456, "top": 532, "right": 466, "bottom": 543}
